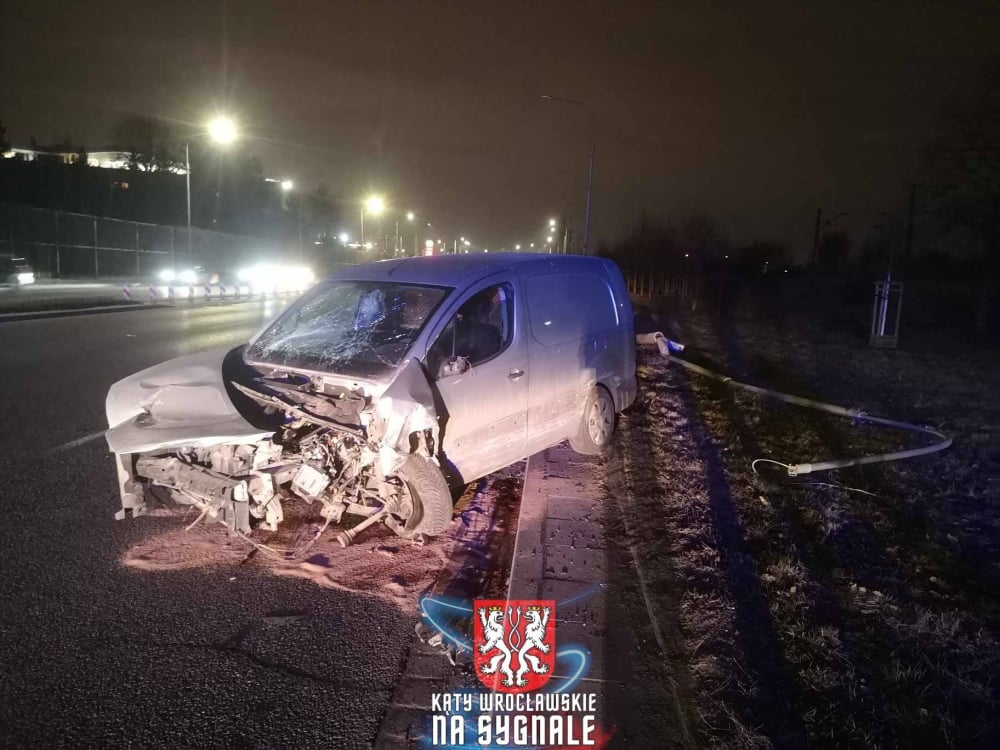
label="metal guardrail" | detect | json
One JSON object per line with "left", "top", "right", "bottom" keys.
{"left": 0, "top": 203, "right": 283, "bottom": 279}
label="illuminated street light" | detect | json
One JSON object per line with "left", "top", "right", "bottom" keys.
{"left": 360, "top": 194, "right": 385, "bottom": 246}
{"left": 339, "top": 232, "right": 350, "bottom": 244}
{"left": 463, "top": 240, "right": 471, "bottom": 246}
{"left": 530, "top": 243, "right": 535, "bottom": 248}
{"left": 515, "top": 244, "right": 521, "bottom": 250}
{"left": 546, "top": 235, "right": 554, "bottom": 243}
{"left": 280, "top": 179, "right": 294, "bottom": 192}
{"left": 183, "top": 114, "right": 239, "bottom": 265}
{"left": 406, "top": 211, "right": 415, "bottom": 221}
{"left": 549, "top": 218, "right": 557, "bottom": 227}
{"left": 207, "top": 116, "right": 238, "bottom": 145}
{"left": 365, "top": 195, "right": 385, "bottom": 215}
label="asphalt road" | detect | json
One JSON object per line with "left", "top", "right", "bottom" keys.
{"left": 0, "top": 300, "right": 422, "bottom": 748}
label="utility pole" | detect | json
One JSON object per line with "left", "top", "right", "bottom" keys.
{"left": 811, "top": 206, "right": 821, "bottom": 265}
{"left": 297, "top": 198, "right": 303, "bottom": 260}
{"left": 904, "top": 184, "right": 916, "bottom": 259}
{"left": 811, "top": 206, "right": 847, "bottom": 266}
{"left": 583, "top": 143, "right": 594, "bottom": 253}
{"left": 185, "top": 141, "right": 192, "bottom": 265}
{"left": 542, "top": 94, "right": 596, "bottom": 254}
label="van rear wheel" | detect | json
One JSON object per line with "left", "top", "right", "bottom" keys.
{"left": 569, "top": 385, "right": 616, "bottom": 455}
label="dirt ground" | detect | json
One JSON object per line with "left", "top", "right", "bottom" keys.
{"left": 608, "top": 291, "right": 1000, "bottom": 748}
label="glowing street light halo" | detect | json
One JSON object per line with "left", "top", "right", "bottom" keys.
{"left": 280, "top": 179, "right": 294, "bottom": 192}
{"left": 364, "top": 195, "right": 385, "bottom": 216}
{"left": 207, "top": 115, "right": 238, "bottom": 145}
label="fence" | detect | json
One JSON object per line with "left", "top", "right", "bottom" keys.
{"left": 624, "top": 270, "right": 700, "bottom": 307}
{"left": 621, "top": 267, "right": 998, "bottom": 341}
{"left": 0, "top": 203, "right": 284, "bottom": 279}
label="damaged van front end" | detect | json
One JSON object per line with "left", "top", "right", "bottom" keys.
{"left": 106, "top": 279, "right": 455, "bottom": 547}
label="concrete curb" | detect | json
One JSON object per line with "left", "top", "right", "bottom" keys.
{"left": 373, "top": 446, "right": 625, "bottom": 747}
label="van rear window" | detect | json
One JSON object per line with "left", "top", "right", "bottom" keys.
{"left": 524, "top": 272, "right": 618, "bottom": 346}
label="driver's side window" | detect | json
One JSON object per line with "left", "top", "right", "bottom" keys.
{"left": 426, "top": 284, "right": 513, "bottom": 378}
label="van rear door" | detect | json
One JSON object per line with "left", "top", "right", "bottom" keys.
{"left": 521, "top": 268, "right": 622, "bottom": 455}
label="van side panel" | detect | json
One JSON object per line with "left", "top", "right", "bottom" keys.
{"left": 520, "top": 262, "right": 626, "bottom": 455}
{"left": 601, "top": 259, "right": 637, "bottom": 411}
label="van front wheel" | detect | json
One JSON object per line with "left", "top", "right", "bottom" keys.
{"left": 569, "top": 385, "right": 616, "bottom": 455}
{"left": 394, "top": 454, "right": 454, "bottom": 538}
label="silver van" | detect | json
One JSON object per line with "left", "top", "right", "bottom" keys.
{"left": 105, "top": 254, "right": 636, "bottom": 546}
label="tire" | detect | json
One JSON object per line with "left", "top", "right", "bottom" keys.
{"left": 569, "top": 385, "right": 616, "bottom": 455}
{"left": 395, "top": 454, "right": 454, "bottom": 537}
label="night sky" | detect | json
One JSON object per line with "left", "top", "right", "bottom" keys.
{"left": 2, "top": 1, "right": 997, "bottom": 256}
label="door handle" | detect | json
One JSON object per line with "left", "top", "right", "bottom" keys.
{"left": 507, "top": 368, "right": 525, "bottom": 381}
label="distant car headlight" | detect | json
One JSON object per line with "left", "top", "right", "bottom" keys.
{"left": 158, "top": 269, "right": 176, "bottom": 282}
{"left": 16, "top": 272, "right": 34, "bottom": 285}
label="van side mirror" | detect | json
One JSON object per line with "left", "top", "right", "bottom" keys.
{"left": 438, "top": 355, "right": 470, "bottom": 378}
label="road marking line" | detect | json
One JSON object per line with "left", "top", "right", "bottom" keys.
{"left": 44, "top": 430, "right": 105, "bottom": 456}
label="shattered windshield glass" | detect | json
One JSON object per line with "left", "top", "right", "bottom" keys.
{"left": 246, "top": 281, "right": 451, "bottom": 379}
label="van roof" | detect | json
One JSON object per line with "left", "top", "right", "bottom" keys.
{"left": 325, "top": 253, "right": 614, "bottom": 288}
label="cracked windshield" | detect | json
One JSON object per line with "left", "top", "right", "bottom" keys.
{"left": 247, "top": 281, "right": 450, "bottom": 378}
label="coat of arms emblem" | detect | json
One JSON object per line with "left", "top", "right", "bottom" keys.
{"left": 473, "top": 599, "right": 556, "bottom": 692}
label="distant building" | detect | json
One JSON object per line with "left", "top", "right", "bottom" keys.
{"left": 2, "top": 144, "right": 187, "bottom": 173}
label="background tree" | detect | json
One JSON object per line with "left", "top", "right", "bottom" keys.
{"left": 110, "top": 114, "right": 178, "bottom": 172}
{"left": 732, "top": 240, "right": 788, "bottom": 276}
{"left": 816, "top": 229, "right": 851, "bottom": 272}
{"left": 921, "top": 58, "right": 1000, "bottom": 330}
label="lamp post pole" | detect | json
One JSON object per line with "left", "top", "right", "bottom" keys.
{"left": 542, "top": 94, "right": 596, "bottom": 254}
{"left": 184, "top": 141, "right": 192, "bottom": 265}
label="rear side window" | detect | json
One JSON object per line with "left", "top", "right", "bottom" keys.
{"left": 524, "top": 272, "right": 618, "bottom": 346}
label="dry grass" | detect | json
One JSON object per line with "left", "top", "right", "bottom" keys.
{"left": 611, "top": 295, "right": 1000, "bottom": 747}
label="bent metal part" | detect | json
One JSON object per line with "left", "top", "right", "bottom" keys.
{"left": 106, "top": 347, "right": 450, "bottom": 549}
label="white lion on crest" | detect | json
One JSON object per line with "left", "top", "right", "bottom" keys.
{"left": 513, "top": 606, "right": 551, "bottom": 687}
{"left": 477, "top": 607, "right": 514, "bottom": 686}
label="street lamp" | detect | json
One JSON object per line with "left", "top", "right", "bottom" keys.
{"left": 184, "top": 115, "right": 239, "bottom": 265}
{"left": 206, "top": 116, "right": 238, "bottom": 145}
{"left": 360, "top": 194, "right": 385, "bottom": 247}
{"left": 541, "top": 94, "right": 596, "bottom": 254}
{"left": 404, "top": 211, "right": 419, "bottom": 255}
{"left": 280, "top": 179, "right": 302, "bottom": 257}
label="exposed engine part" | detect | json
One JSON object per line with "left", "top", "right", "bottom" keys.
{"left": 125, "top": 374, "right": 453, "bottom": 551}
